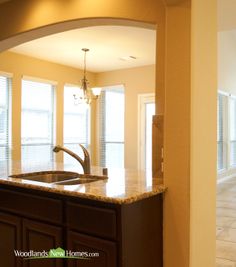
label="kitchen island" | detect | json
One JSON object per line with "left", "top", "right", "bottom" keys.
{"left": 0, "top": 161, "right": 165, "bottom": 267}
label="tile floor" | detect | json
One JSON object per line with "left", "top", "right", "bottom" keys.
{"left": 216, "top": 177, "right": 236, "bottom": 266}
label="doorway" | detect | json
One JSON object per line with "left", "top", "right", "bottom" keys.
{"left": 138, "top": 93, "right": 155, "bottom": 170}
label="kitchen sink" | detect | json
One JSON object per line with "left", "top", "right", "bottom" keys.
{"left": 9, "top": 171, "right": 107, "bottom": 185}
{"left": 55, "top": 177, "right": 101, "bottom": 185}
{"left": 9, "top": 171, "right": 80, "bottom": 183}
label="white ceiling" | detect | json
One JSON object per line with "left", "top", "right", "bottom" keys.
{"left": 10, "top": 26, "right": 156, "bottom": 73}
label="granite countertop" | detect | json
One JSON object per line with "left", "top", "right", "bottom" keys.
{"left": 0, "top": 160, "right": 165, "bottom": 204}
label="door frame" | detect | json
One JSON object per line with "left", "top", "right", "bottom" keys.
{"left": 137, "top": 93, "right": 155, "bottom": 170}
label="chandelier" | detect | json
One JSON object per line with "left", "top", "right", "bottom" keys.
{"left": 73, "top": 48, "right": 101, "bottom": 105}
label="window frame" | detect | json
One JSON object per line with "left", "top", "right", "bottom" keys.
{"left": 218, "top": 90, "right": 236, "bottom": 173}
{"left": 21, "top": 77, "right": 56, "bottom": 163}
{"left": 0, "top": 72, "right": 12, "bottom": 161}
{"left": 97, "top": 85, "right": 125, "bottom": 168}
{"left": 63, "top": 84, "right": 91, "bottom": 165}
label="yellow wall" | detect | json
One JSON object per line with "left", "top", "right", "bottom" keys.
{"left": 0, "top": 51, "right": 96, "bottom": 162}
{"left": 164, "top": 3, "right": 191, "bottom": 266}
{"left": 0, "top": 51, "right": 155, "bottom": 169}
{"left": 0, "top": 0, "right": 165, "bottom": 114}
{"left": 0, "top": 52, "right": 155, "bottom": 169}
{"left": 0, "top": 1, "right": 218, "bottom": 267}
{"left": 95, "top": 65, "right": 155, "bottom": 169}
{"left": 190, "top": 0, "right": 217, "bottom": 266}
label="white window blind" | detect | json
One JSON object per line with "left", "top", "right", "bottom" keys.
{"left": 0, "top": 75, "right": 11, "bottom": 161}
{"left": 217, "top": 93, "right": 226, "bottom": 171}
{"left": 21, "top": 79, "right": 54, "bottom": 164}
{"left": 229, "top": 96, "right": 236, "bottom": 166}
{"left": 64, "top": 86, "right": 90, "bottom": 165}
{"left": 99, "top": 87, "right": 124, "bottom": 168}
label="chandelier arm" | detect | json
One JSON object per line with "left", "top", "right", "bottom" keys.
{"left": 74, "top": 48, "right": 99, "bottom": 105}
{"left": 84, "top": 49, "right": 86, "bottom": 78}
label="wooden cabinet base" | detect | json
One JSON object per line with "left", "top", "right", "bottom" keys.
{"left": 67, "top": 231, "right": 117, "bottom": 267}
{"left": 0, "top": 212, "right": 21, "bottom": 267}
{"left": 22, "top": 219, "right": 63, "bottom": 267}
{"left": 0, "top": 185, "right": 163, "bottom": 267}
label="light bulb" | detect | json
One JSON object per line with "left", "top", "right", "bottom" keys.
{"left": 91, "top": 87, "right": 102, "bottom": 96}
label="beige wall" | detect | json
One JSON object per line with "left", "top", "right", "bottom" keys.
{"left": 190, "top": 0, "right": 217, "bottom": 266}
{"left": 95, "top": 65, "right": 155, "bottom": 169}
{"left": 218, "top": 30, "right": 236, "bottom": 94}
{"left": 0, "top": 0, "right": 166, "bottom": 115}
{"left": 164, "top": 1, "right": 217, "bottom": 266}
{"left": 0, "top": 1, "right": 218, "bottom": 267}
{"left": 0, "top": 51, "right": 155, "bottom": 169}
{"left": 0, "top": 51, "right": 96, "bottom": 162}
{"left": 164, "top": 3, "right": 191, "bottom": 266}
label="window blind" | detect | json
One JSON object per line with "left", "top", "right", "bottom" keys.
{"left": 217, "top": 93, "right": 226, "bottom": 171}
{"left": 21, "top": 79, "right": 54, "bottom": 164}
{"left": 98, "top": 87, "right": 124, "bottom": 168}
{"left": 229, "top": 96, "right": 236, "bottom": 166}
{"left": 0, "top": 75, "right": 11, "bottom": 161}
{"left": 63, "top": 85, "right": 90, "bottom": 165}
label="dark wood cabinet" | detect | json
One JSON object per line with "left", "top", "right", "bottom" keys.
{"left": 22, "top": 219, "right": 63, "bottom": 267}
{"left": 66, "top": 202, "right": 117, "bottom": 239}
{"left": 0, "top": 185, "right": 163, "bottom": 267}
{"left": 67, "top": 231, "right": 117, "bottom": 267}
{"left": 0, "top": 212, "right": 21, "bottom": 267}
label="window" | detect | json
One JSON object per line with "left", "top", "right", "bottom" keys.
{"left": 217, "top": 92, "right": 236, "bottom": 172}
{"left": 0, "top": 74, "right": 11, "bottom": 161}
{"left": 217, "top": 93, "right": 226, "bottom": 171}
{"left": 229, "top": 96, "right": 236, "bottom": 166}
{"left": 63, "top": 85, "right": 90, "bottom": 165}
{"left": 21, "top": 79, "right": 54, "bottom": 164}
{"left": 99, "top": 86, "right": 124, "bottom": 168}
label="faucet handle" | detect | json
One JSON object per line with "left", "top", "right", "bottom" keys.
{"left": 102, "top": 168, "right": 108, "bottom": 176}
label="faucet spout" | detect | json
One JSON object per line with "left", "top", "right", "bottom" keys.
{"left": 53, "top": 144, "right": 91, "bottom": 174}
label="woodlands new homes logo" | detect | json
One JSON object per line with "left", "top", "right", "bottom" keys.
{"left": 14, "top": 247, "right": 99, "bottom": 260}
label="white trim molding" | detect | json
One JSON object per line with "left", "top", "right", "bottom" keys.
{"left": 137, "top": 93, "right": 155, "bottom": 170}
{"left": 22, "top": 75, "right": 58, "bottom": 86}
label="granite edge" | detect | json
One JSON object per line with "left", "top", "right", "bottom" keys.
{"left": 0, "top": 179, "right": 166, "bottom": 205}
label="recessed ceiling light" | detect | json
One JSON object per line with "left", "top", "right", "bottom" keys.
{"left": 119, "top": 56, "right": 137, "bottom": 61}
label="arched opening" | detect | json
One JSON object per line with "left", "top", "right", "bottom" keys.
{"left": 0, "top": 18, "right": 156, "bottom": 52}
{"left": 0, "top": 18, "right": 159, "bottom": 173}
{"left": 1, "top": 2, "right": 216, "bottom": 267}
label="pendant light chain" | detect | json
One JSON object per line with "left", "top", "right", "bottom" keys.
{"left": 73, "top": 48, "right": 101, "bottom": 105}
{"left": 84, "top": 49, "right": 87, "bottom": 79}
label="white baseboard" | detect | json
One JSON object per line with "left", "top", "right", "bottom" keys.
{"left": 217, "top": 173, "right": 236, "bottom": 184}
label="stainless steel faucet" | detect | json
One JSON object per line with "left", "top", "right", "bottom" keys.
{"left": 53, "top": 144, "right": 91, "bottom": 174}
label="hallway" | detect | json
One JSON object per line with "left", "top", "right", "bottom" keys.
{"left": 216, "top": 178, "right": 236, "bottom": 266}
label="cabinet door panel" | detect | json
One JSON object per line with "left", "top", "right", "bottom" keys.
{"left": 0, "top": 212, "right": 21, "bottom": 267}
{"left": 67, "top": 202, "right": 117, "bottom": 239}
{"left": 67, "top": 231, "right": 117, "bottom": 267}
{"left": 22, "top": 219, "right": 63, "bottom": 267}
{"left": 0, "top": 189, "right": 63, "bottom": 223}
